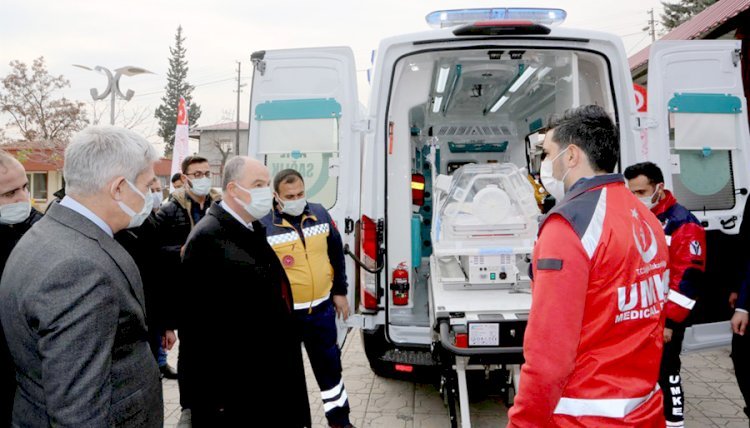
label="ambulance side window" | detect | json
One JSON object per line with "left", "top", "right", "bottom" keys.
{"left": 258, "top": 116, "right": 340, "bottom": 209}
{"left": 667, "top": 97, "right": 742, "bottom": 211}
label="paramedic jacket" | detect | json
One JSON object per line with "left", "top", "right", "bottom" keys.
{"left": 508, "top": 174, "right": 669, "bottom": 427}
{"left": 260, "top": 202, "right": 347, "bottom": 311}
{"left": 652, "top": 190, "right": 706, "bottom": 327}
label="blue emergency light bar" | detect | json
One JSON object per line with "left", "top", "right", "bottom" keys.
{"left": 426, "top": 8, "right": 567, "bottom": 29}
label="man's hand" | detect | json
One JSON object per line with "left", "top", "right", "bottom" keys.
{"left": 731, "top": 311, "right": 749, "bottom": 336}
{"left": 162, "top": 330, "right": 177, "bottom": 350}
{"left": 332, "top": 295, "right": 350, "bottom": 321}
{"left": 180, "top": 245, "right": 186, "bottom": 258}
{"left": 664, "top": 327, "right": 673, "bottom": 343}
{"left": 729, "top": 292, "right": 739, "bottom": 309}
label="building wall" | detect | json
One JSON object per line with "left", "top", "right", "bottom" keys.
{"left": 198, "top": 129, "right": 249, "bottom": 187}
{"left": 27, "top": 170, "right": 63, "bottom": 212}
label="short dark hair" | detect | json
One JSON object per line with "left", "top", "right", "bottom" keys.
{"left": 547, "top": 105, "right": 620, "bottom": 173}
{"left": 624, "top": 161, "right": 664, "bottom": 185}
{"left": 170, "top": 172, "right": 183, "bottom": 183}
{"left": 273, "top": 169, "right": 304, "bottom": 193}
{"left": 181, "top": 155, "right": 208, "bottom": 174}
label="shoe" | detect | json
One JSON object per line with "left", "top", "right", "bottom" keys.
{"left": 159, "top": 364, "right": 178, "bottom": 380}
{"left": 176, "top": 409, "right": 191, "bottom": 428}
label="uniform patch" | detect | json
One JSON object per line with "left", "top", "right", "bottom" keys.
{"left": 537, "top": 259, "right": 563, "bottom": 271}
{"left": 282, "top": 255, "right": 295, "bottom": 267}
{"left": 689, "top": 241, "right": 702, "bottom": 256}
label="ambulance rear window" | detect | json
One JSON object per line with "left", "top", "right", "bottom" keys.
{"left": 255, "top": 99, "right": 341, "bottom": 209}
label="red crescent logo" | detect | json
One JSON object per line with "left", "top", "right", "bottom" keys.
{"left": 282, "top": 255, "right": 295, "bottom": 267}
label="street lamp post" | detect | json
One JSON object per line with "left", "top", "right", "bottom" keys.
{"left": 73, "top": 65, "right": 153, "bottom": 125}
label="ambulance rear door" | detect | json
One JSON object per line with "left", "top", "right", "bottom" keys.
{"left": 248, "top": 47, "right": 361, "bottom": 345}
{"left": 646, "top": 40, "right": 750, "bottom": 351}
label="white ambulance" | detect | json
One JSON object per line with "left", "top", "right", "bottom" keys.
{"left": 247, "top": 8, "right": 749, "bottom": 426}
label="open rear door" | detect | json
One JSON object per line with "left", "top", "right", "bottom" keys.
{"left": 249, "top": 47, "right": 361, "bottom": 346}
{"left": 646, "top": 40, "right": 750, "bottom": 351}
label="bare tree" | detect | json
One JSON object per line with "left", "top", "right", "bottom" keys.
{"left": 211, "top": 136, "right": 234, "bottom": 175}
{"left": 0, "top": 57, "right": 88, "bottom": 142}
{"left": 88, "top": 101, "right": 156, "bottom": 138}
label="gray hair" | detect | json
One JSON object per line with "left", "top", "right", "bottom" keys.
{"left": 222, "top": 156, "right": 248, "bottom": 191}
{"left": 63, "top": 126, "right": 159, "bottom": 196}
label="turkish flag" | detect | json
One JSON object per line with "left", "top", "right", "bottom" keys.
{"left": 170, "top": 96, "right": 190, "bottom": 191}
{"left": 176, "top": 97, "right": 188, "bottom": 125}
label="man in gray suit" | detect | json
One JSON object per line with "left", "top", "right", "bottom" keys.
{"left": 0, "top": 126, "right": 163, "bottom": 427}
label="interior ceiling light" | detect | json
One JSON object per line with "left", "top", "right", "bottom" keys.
{"left": 432, "top": 96, "right": 443, "bottom": 113}
{"left": 508, "top": 66, "right": 538, "bottom": 93}
{"left": 489, "top": 95, "right": 509, "bottom": 113}
{"left": 436, "top": 66, "right": 450, "bottom": 93}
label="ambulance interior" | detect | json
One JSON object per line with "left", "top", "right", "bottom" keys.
{"left": 386, "top": 48, "right": 615, "bottom": 327}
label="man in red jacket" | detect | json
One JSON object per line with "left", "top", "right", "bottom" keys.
{"left": 625, "top": 161, "right": 706, "bottom": 428}
{"left": 509, "top": 105, "right": 669, "bottom": 427}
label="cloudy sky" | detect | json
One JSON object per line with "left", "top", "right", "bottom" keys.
{"left": 1, "top": 0, "right": 664, "bottom": 150}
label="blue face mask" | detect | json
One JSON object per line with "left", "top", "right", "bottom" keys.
{"left": 117, "top": 180, "right": 153, "bottom": 229}
{"left": 234, "top": 184, "right": 273, "bottom": 219}
{"left": 189, "top": 177, "right": 212, "bottom": 196}
{"left": 151, "top": 191, "right": 163, "bottom": 210}
{"left": 540, "top": 147, "right": 570, "bottom": 201}
{"left": 280, "top": 198, "right": 307, "bottom": 217}
{"left": 0, "top": 201, "right": 31, "bottom": 225}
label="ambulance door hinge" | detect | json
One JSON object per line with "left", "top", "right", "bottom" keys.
{"left": 635, "top": 116, "right": 658, "bottom": 130}
{"left": 353, "top": 118, "right": 375, "bottom": 134}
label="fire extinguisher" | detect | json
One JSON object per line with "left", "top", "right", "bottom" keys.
{"left": 390, "top": 262, "right": 410, "bottom": 306}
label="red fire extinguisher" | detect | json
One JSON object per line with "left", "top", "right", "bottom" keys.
{"left": 390, "top": 262, "right": 410, "bottom": 306}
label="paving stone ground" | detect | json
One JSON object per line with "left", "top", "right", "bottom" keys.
{"left": 162, "top": 330, "right": 748, "bottom": 427}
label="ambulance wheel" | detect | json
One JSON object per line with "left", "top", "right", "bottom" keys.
{"left": 503, "top": 384, "right": 515, "bottom": 407}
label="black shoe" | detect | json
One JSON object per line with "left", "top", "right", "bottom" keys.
{"left": 160, "top": 364, "right": 178, "bottom": 379}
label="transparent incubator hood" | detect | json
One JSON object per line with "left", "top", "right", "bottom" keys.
{"left": 433, "top": 163, "right": 540, "bottom": 254}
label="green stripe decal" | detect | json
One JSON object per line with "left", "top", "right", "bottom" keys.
{"left": 668, "top": 93, "right": 742, "bottom": 114}
{"left": 256, "top": 98, "right": 342, "bottom": 120}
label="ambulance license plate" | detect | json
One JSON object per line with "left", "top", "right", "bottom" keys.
{"left": 468, "top": 323, "right": 500, "bottom": 347}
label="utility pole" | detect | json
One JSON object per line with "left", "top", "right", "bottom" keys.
{"left": 235, "top": 61, "right": 242, "bottom": 156}
{"left": 646, "top": 9, "right": 656, "bottom": 42}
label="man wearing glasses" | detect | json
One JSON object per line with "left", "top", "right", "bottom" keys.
{"left": 155, "top": 155, "right": 221, "bottom": 426}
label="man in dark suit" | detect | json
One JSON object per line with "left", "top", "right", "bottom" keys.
{"left": 180, "top": 156, "right": 310, "bottom": 427}
{"left": 0, "top": 126, "right": 163, "bottom": 427}
{"left": 0, "top": 150, "right": 44, "bottom": 426}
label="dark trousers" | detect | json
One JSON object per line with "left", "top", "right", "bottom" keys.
{"left": 297, "top": 300, "right": 350, "bottom": 427}
{"left": 0, "top": 328, "right": 13, "bottom": 428}
{"left": 178, "top": 343, "right": 193, "bottom": 409}
{"left": 191, "top": 406, "right": 234, "bottom": 428}
{"left": 659, "top": 325, "right": 686, "bottom": 426}
{"left": 732, "top": 332, "right": 750, "bottom": 418}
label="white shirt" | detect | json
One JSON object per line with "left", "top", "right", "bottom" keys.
{"left": 59, "top": 196, "right": 114, "bottom": 238}
{"left": 220, "top": 201, "right": 254, "bottom": 230}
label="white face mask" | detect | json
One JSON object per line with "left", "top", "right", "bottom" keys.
{"left": 638, "top": 184, "right": 662, "bottom": 210}
{"left": 280, "top": 198, "right": 307, "bottom": 217}
{"left": 540, "top": 147, "right": 570, "bottom": 202}
{"left": 234, "top": 184, "right": 273, "bottom": 220}
{"left": 117, "top": 180, "right": 153, "bottom": 229}
{"left": 0, "top": 200, "right": 31, "bottom": 225}
{"left": 189, "top": 177, "right": 212, "bottom": 196}
{"left": 151, "top": 191, "right": 163, "bottom": 210}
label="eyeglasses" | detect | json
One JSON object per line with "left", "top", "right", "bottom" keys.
{"left": 186, "top": 171, "right": 212, "bottom": 179}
